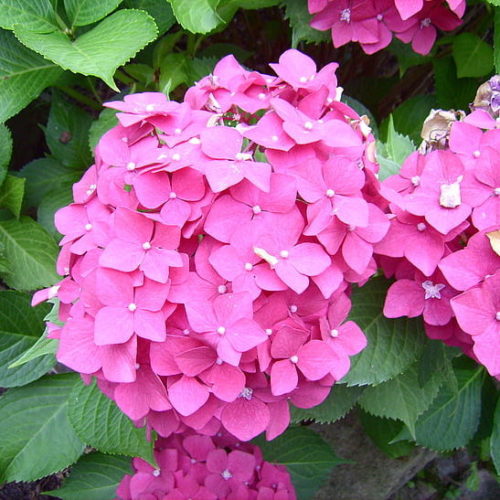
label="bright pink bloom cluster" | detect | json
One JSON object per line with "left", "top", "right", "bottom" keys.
{"left": 115, "top": 431, "right": 296, "bottom": 500}
{"left": 33, "top": 49, "right": 381, "bottom": 442}
{"left": 375, "top": 114, "right": 500, "bottom": 378}
{"left": 308, "top": 0, "right": 465, "bottom": 55}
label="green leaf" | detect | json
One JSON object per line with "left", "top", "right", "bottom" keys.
{"left": 184, "top": 56, "right": 218, "bottom": 84}
{"left": 384, "top": 115, "right": 415, "bottom": 165}
{"left": 0, "top": 0, "right": 58, "bottom": 32}
{"left": 46, "top": 453, "right": 132, "bottom": 500}
{"left": 491, "top": 398, "right": 500, "bottom": 474}
{"left": 0, "top": 30, "right": 63, "bottom": 123}
{"left": 359, "top": 411, "right": 415, "bottom": 459}
{"left": 46, "top": 91, "right": 92, "bottom": 168}
{"left": 37, "top": 185, "right": 74, "bottom": 237}
{"left": 89, "top": 108, "right": 118, "bottom": 151}
{"left": 14, "top": 10, "right": 158, "bottom": 90}
{"left": 167, "top": 0, "right": 223, "bottom": 34}
{"left": 64, "top": 0, "right": 123, "bottom": 27}
{"left": 18, "top": 158, "right": 79, "bottom": 209}
{"left": 358, "top": 363, "right": 442, "bottom": 437}
{"left": 381, "top": 94, "right": 436, "bottom": 145}
{"left": 0, "top": 124, "right": 13, "bottom": 186}
{"left": 291, "top": 385, "right": 365, "bottom": 424}
{"left": 0, "top": 216, "right": 59, "bottom": 291}
{"left": 433, "top": 57, "right": 479, "bottom": 111}
{"left": 68, "top": 379, "right": 155, "bottom": 465}
{"left": 283, "top": 0, "right": 330, "bottom": 47}
{"left": 254, "top": 426, "right": 345, "bottom": 500}
{"left": 388, "top": 38, "right": 432, "bottom": 75}
{"left": 0, "top": 373, "right": 85, "bottom": 483}
{"left": 159, "top": 52, "right": 189, "bottom": 94}
{"left": 9, "top": 334, "right": 57, "bottom": 368}
{"left": 376, "top": 143, "right": 401, "bottom": 181}
{"left": 417, "top": 338, "right": 459, "bottom": 393}
{"left": 394, "top": 368, "right": 484, "bottom": 451}
{"left": 0, "top": 290, "right": 54, "bottom": 388}
{"left": 125, "top": 0, "right": 175, "bottom": 35}
{"left": 495, "top": 8, "right": 500, "bottom": 74}
{"left": 341, "top": 277, "right": 427, "bottom": 387}
{"left": 453, "top": 33, "right": 494, "bottom": 78}
{"left": 0, "top": 175, "right": 25, "bottom": 218}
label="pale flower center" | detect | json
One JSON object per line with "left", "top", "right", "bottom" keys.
{"left": 496, "top": 311, "right": 500, "bottom": 321}
{"left": 420, "top": 17, "right": 431, "bottom": 28}
{"left": 142, "top": 241, "right": 151, "bottom": 250}
{"left": 494, "top": 187, "right": 500, "bottom": 196}
{"left": 221, "top": 469, "right": 232, "bottom": 480}
{"left": 265, "top": 328, "right": 273, "bottom": 336}
{"left": 217, "top": 285, "right": 227, "bottom": 294}
{"left": 152, "top": 469, "right": 160, "bottom": 477}
{"left": 439, "top": 177, "right": 462, "bottom": 208}
{"left": 171, "top": 153, "right": 181, "bottom": 161}
{"left": 244, "top": 262, "right": 253, "bottom": 271}
{"left": 271, "top": 135, "right": 279, "bottom": 142}
{"left": 290, "top": 355, "right": 299, "bottom": 364}
{"left": 126, "top": 162, "right": 136, "bottom": 171}
{"left": 290, "top": 304, "right": 298, "bottom": 313}
{"left": 411, "top": 175, "right": 420, "bottom": 186}
{"left": 417, "top": 223, "right": 426, "bottom": 232}
{"left": 280, "top": 250, "right": 289, "bottom": 258}
{"left": 252, "top": 205, "right": 262, "bottom": 214}
{"left": 169, "top": 192, "right": 177, "bottom": 199}
{"left": 84, "top": 223, "right": 92, "bottom": 231}
{"left": 422, "top": 281, "right": 445, "bottom": 300}
{"left": 254, "top": 247, "right": 279, "bottom": 268}
{"left": 128, "top": 303, "right": 137, "bottom": 311}
{"left": 240, "top": 387, "right": 253, "bottom": 400}
{"left": 340, "top": 8, "right": 351, "bottom": 22}
{"left": 216, "top": 326, "right": 226, "bottom": 335}
{"left": 330, "top": 329, "right": 339, "bottom": 337}
{"left": 326, "top": 189, "right": 335, "bottom": 198}
{"left": 303, "top": 121, "right": 314, "bottom": 130}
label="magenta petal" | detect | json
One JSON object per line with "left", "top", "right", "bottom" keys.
{"left": 94, "top": 307, "right": 134, "bottom": 345}
{"left": 100, "top": 336, "right": 137, "bottom": 383}
{"left": 176, "top": 346, "right": 216, "bottom": 376}
{"left": 169, "top": 375, "right": 210, "bottom": 416}
{"left": 342, "top": 232, "right": 373, "bottom": 274}
{"left": 208, "top": 363, "right": 245, "bottom": 402}
{"left": 100, "top": 239, "right": 144, "bottom": 272}
{"left": 228, "top": 450, "right": 255, "bottom": 481}
{"left": 270, "top": 359, "right": 298, "bottom": 396}
{"left": 228, "top": 318, "right": 267, "bottom": 352}
{"left": 265, "top": 400, "right": 290, "bottom": 441}
{"left": 221, "top": 397, "right": 270, "bottom": 441}
{"left": 383, "top": 280, "right": 424, "bottom": 318}
{"left": 289, "top": 243, "right": 330, "bottom": 276}
{"left": 297, "top": 340, "right": 335, "bottom": 380}
{"left": 451, "top": 288, "right": 495, "bottom": 336}
{"left": 275, "top": 260, "right": 309, "bottom": 294}
{"left": 134, "top": 309, "right": 166, "bottom": 342}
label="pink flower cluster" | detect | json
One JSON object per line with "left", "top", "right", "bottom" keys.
{"left": 115, "top": 431, "right": 296, "bottom": 500}
{"left": 33, "top": 49, "right": 382, "bottom": 442}
{"left": 375, "top": 110, "right": 500, "bottom": 378}
{"left": 308, "top": 0, "right": 465, "bottom": 55}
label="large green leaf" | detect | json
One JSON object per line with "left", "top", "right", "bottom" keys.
{"left": 18, "top": 158, "right": 79, "bottom": 209}
{"left": 254, "top": 426, "right": 345, "bottom": 500}
{"left": 38, "top": 186, "right": 74, "bottom": 238}
{"left": 0, "top": 30, "right": 63, "bottom": 123}
{"left": 0, "top": 0, "right": 57, "bottom": 32}
{"left": 47, "top": 453, "right": 132, "bottom": 500}
{"left": 167, "top": 0, "right": 222, "bottom": 33}
{"left": 453, "top": 33, "right": 494, "bottom": 78}
{"left": 14, "top": 10, "right": 158, "bottom": 90}
{"left": 46, "top": 91, "right": 92, "bottom": 168}
{"left": 0, "top": 373, "right": 85, "bottom": 482}
{"left": 358, "top": 363, "right": 442, "bottom": 437}
{"left": 283, "top": 0, "right": 330, "bottom": 47}
{"left": 495, "top": 8, "right": 500, "bottom": 74}
{"left": 394, "top": 368, "right": 484, "bottom": 451}
{"left": 0, "top": 175, "right": 25, "bottom": 218}
{"left": 125, "top": 0, "right": 175, "bottom": 35}
{"left": 0, "top": 216, "right": 59, "bottom": 291}
{"left": 341, "top": 278, "right": 427, "bottom": 386}
{"left": 491, "top": 398, "right": 500, "bottom": 474}
{"left": 291, "top": 385, "right": 365, "bottom": 424}
{"left": 0, "top": 290, "right": 54, "bottom": 388}
{"left": 0, "top": 124, "right": 13, "bottom": 186}
{"left": 88, "top": 108, "right": 118, "bottom": 151}
{"left": 360, "top": 412, "right": 415, "bottom": 459}
{"left": 64, "top": 0, "right": 123, "bottom": 27}
{"left": 68, "top": 380, "right": 155, "bottom": 465}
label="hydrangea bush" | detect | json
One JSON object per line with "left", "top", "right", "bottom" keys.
{"left": 0, "top": 1, "right": 499, "bottom": 499}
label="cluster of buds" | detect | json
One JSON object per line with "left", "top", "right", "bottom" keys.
{"left": 375, "top": 105, "right": 500, "bottom": 378}
{"left": 308, "top": 0, "right": 465, "bottom": 55}
{"left": 115, "top": 431, "right": 296, "bottom": 500}
{"left": 33, "top": 49, "right": 390, "bottom": 443}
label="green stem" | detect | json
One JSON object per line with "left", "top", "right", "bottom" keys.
{"left": 57, "top": 86, "right": 101, "bottom": 111}
{"left": 86, "top": 77, "right": 102, "bottom": 104}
